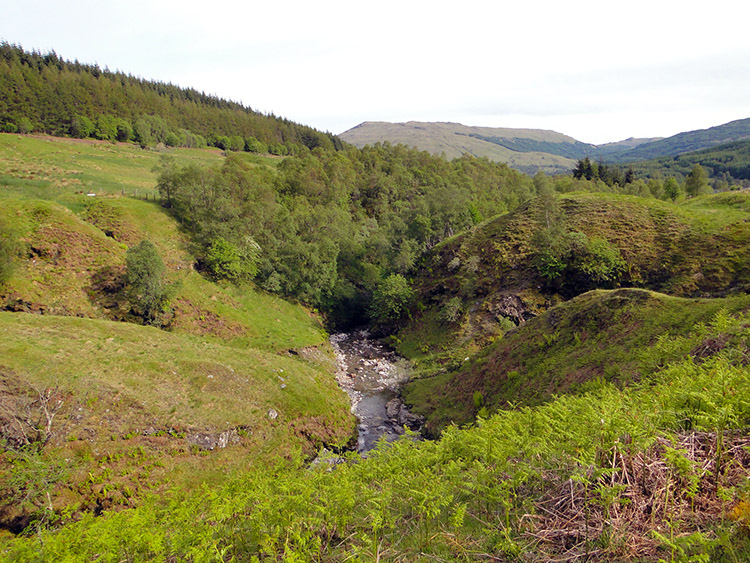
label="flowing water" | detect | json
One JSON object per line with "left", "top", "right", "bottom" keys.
{"left": 330, "top": 330, "right": 423, "bottom": 453}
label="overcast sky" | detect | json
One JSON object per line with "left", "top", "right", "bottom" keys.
{"left": 3, "top": 0, "right": 750, "bottom": 144}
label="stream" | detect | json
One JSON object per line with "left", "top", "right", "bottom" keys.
{"left": 330, "top": 330, "right": 423, "bottom": 453}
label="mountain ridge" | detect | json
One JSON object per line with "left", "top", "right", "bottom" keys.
{"left": 340, "top": 118, "right": 750, "bottom": 174}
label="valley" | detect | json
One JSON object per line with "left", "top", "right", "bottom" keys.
{"left": 0, "top": 42, "right": 749, "bottom": 561}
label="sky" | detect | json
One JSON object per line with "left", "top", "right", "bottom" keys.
{"left": 3, "top": 0, "right": 750, "bottom": 144}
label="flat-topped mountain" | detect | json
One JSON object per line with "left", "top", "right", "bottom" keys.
{"left": 341, "top": 118, "right": 750, "bottom": 174}
{"left": 340, "top": 121, "right": 647, "bottom": 174}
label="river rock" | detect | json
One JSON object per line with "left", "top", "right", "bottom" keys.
{"left": 385, "top": 398, "right": 424, "bottom": 431}
{"left": 385, "top": 398, "right": 401, "bottom": 420}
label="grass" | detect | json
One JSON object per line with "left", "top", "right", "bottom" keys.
{"left": 4, "top": 309, "right": 750, "bottom": 561}
{"left": 403, "top": 288, "right": 750, "bottom": 434}
{"left": 0, "top": 310, "right": 355, "bottom": 527}
{"left": 0, "top": 311, "right": 349, "bottom": 438}
{"left": 0, "top": 133, "right": 355, "bottom": 531}
{"left": 0, "top": 133, "right": 280, "bottom": 204}
{"left": 0, "top": 134, "right": 222, "bottom": 200}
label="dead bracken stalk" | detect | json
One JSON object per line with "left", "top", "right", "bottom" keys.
{"left": 527, "top": 430, "right": 750, "bottom": 561}
{"left": 0, "top": 385, "right": 64, "bottom": 447}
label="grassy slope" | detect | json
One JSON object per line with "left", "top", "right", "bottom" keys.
{"left": 0, "top": 134, "right": 224, "bottom": 199}
{"left": 5, "top": 307, "right": 750, "bottom": 562}
{"left": 0, "top": 137, "right": 748, "bottom": 561}
{"left": 397, "top": 191, "right": 750, "bottom": 432}
{"left": 404, "top": 289, "right": 750, "bottom": 433}
{"left": 0, "top": 134, "right": 355, "bottom": 529}
{"left": 396, "top": 191, "right": 750, "bottom": 375}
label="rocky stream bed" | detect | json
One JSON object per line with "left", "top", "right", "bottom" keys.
{"left": 330, "top": 330, "right": 423, "bottom": 453}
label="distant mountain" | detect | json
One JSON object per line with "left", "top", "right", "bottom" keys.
{"left": 340, "top": 121, "right": 656, "bottom": 174}
{"left": 340, "top": 121, "right": 587, "bottom": 174}
{"left": 607, "top": 118, "right": 750, "bottom": 162}
{"left": 594, "top": 136, "right": 663, "bottom": 158}
{"left": 341, "top": 118, "right": 750, "bottom": 174}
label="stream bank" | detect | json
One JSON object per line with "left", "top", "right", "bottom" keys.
{"left": 330, "top": 330, "right": 423, "bottom": 453}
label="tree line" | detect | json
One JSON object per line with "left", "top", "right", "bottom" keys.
{"left": 156, "top": 144, "right": 537, "bottom": 327}
{"left": 572, "top": 157, "right": 732, "bottom": 200}
{"left": 0, "top": 42, "right": 341, "bottom": 154}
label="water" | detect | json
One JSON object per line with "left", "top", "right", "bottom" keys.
{"left": 330, "top": 330, "right": 422, "bottom": 453}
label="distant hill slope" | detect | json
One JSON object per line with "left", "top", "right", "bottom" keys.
{"left": 340, "top": 121, "right": 667, "bottom": 174}
{"left": 624, "top": 138, "right": 750, "bottom": 182}
{"left": 341, "top": 118, "right": 750, "bottom": 173}
{"left": 340, "top": 121, "right": 583, "bottom": 174}
{"left": 608, "top": 117, "right": 750, "bottom": 162}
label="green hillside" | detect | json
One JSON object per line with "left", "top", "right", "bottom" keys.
{"left": 609, "top": 117, "right": 750, "bottom": 163}
{"left": 0, "top": 134, "right": 355, "bottom": 533}
{"left": 404, "top": 288, "right": 750, "bottom": 433}
{"left": 5, "top": 304, "right": 750, "bottom": 561}
{"left": 393, "top": 191, "right": 750, "bottom": 374}
{"left": 1, "top": 44, "right": 750, "bottom": 562}
{"left": 0, "top": 311, "right": 353, "bottom": 530}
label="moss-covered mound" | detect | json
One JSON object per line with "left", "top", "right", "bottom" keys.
{"left": 396, "top": 191, "right": 750, "bottom": 379}
{"left": 404, "top": 288, "right": 750, "bottom": 434}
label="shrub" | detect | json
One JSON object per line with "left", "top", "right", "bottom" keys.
{"left": 572, "top": 234, "right": 626, "bottom": 283}
{"left": 203, "top": 237, "right": 259, "bottom": 283}
{"left": 70, "top": 114, "right": 95, "bottom": 138}
{"left": 531, "top": 225, "right": 570, "bottom": 281}
{"left": 441, "top": 297, "right": 464, "bottom": 324}
{"left": 533, "top": 229, "right": 626, "bottom": 288}
{"left": 125, "top": 240, "right": 170, "bottom": 324}
{"left": 369, "top": 274, "right": 414, "bottom": 329}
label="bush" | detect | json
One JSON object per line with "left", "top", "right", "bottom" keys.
{"left": 125, "top": 240, "right": 170, "bottom": 324}
{"left": 571, "top": 234, "right": 626, "bottom": 283}
{"left": 245, "top": 137, "right": 267, "bottom": 153}
{"left": 203, "top": 237, "right": 259, "bottom": 283}
{"left": 369, "top": 274, "right": 414, "bottom": 329}
{"left": 441, "top": 297, "right": 464, "bottom": 324}
{"left": 70, "top": 114, "right": 95, "bottom": 139}
{"left": 227, "top": 135, "right": 245, "bottom": 152}
{"left": 531, "top": 225, "right": 570, "bottom": 281}
{"left": 533, "top": 229, "right": 626, "bottom": 289}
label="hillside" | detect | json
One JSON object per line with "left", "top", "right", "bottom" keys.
{"left": 0, "top": 134, "right": 356, "bottom": 532}
{"left": 393, "top": 190, "right": 750, "bottom": 426}
{"left": 340, "top": 121, "right": 583, "bottom": 174}
{"left": 6, "top": 302, "right": 750, "bottom": 561}
{"left": 0, "top": 42, "right": 341, "bottom": 154}
{"left": 622, "top": 138, "right": 750, "bottom": 183}
{"left": 341, "top": 119, "right": 750, "bottom": 177}
{"left": 404, "top": 288, "right": 750, "bottom": 433}
{"left": 609, "top": 117, "right": 750, "bottom": 163}
{"left": 2, "top": 44, "right": 750, "bottom": 561}
{"left": 395, "top": 191, "right": 749, "bottom": 353}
